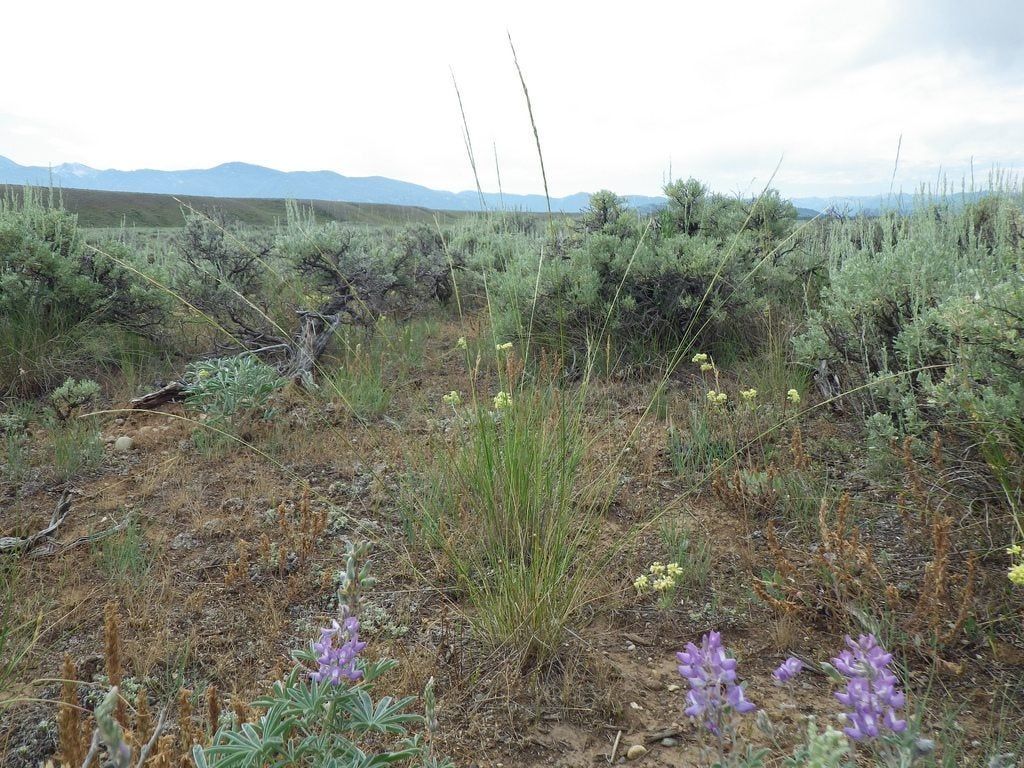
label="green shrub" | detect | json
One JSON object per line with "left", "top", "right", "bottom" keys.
{"left": 278, "top": 214, "right": 455, "bottom": 323}
{"left": 49, "top": 377, "right": 101, "bottom": 421}
{"left": 0, "top": 190, "right": 168, "bottom": 394}
{"left": 794, "top": 193, "right": 1024, "bottom": 461}
{"left": 487, "top": 183, "right": 798, "bottom": 370}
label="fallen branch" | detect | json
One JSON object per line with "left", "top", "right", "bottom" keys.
{"left": 0, "top": 492, "right": 72, "bottom": 554}
{"left": 42, "top": 518, "right": 130, "bottom": 558}
{"left": 128, "top": 381, "right": 187, "bottom": 410}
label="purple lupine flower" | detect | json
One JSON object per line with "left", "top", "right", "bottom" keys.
{"left": 676, "top": 631, "right": 756, "bottom": 733}
{"left": 772, "top": 656, "right": 803, "bottom": 683}
{"left": 832, "top": 634, "right": 906, "bottom": 741}
{"left": 310, "top": 609, "right": 367, "bottom": 685}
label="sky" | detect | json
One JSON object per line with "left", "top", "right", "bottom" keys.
{"left": 2, "top": 0, "right": 1023, "bottom": 198}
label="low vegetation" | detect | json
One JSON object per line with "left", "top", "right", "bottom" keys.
{"left": 1, "top": 181, "right": 1021, "bottom": 767}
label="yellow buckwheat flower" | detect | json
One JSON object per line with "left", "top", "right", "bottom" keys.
{"left": 493, "top": 391, "right": 513, "bottom": 410}
{"left": 496, "top": 342, "right": 514, "bottom": 352}
{"left": 633, "top": 574, "right": 650, "bottom": 593}
{"left": 691, "top": 353, "right": 709, "bottom": 364}
{"left": 700, "top": 362, "right": 715, "bottom": 372}
{"left": 1007, "top": 544, "right": 1022, "bottom": 557}
{"left": 456, "top": 337, "right": 468, "bottom": 350}
{"left": 740, "top": 388, "right": 758, "bottom": 402}
{"left": 787, "top": 389, "right": 801, "bottom": 404}
{"left": 706, "top": 390, "right": 728, "bottom": 407}
{"left": 442, "top": 391, "right": 461, "bottom": 407}
{"left": 1009, "top": 562, "right": 1024, "bottom": 587}
{"left": 653, "top": 575, "right": 675, "bottom": 592}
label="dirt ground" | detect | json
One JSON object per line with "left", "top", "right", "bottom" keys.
{"left": 2, "top": 317, "right": 1022, "bottom": 767}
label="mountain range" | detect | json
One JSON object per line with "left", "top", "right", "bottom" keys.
{"left": 0, "top": 154, "right": 916, "bottom": 215}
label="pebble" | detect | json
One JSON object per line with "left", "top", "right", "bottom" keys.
{"left": 626, "top": 744, "right": 647, "bottom": 760}
{"left": 660, "top": 738, "right": 678, "bottom": 747}
{"left": 114, "top": 435, "right": 135, "bottom": 453}
{"left": 666, "top": 684, "right": 680, "bottom": 692}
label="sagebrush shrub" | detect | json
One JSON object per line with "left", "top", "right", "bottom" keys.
{"left": 0, "top": 191, "right": 168, "bottom": 394}
{"left": 487, "top": 183, "right": 799, "bottom": 369}
{"left": 794, "top": 192, "right": 1024, "bottom": 479}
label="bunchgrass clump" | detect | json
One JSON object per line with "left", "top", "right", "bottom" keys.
{"left": 412, "top": 380, "right": 605, "bottom": 668}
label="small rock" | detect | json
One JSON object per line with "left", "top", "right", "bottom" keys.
{"left": 660, "top": 737, "right": 678, "bottom": 747}
{"left": 666, "top": 684, "right": 680, "bottom": 692}
{"left": 626, "top": 744, "right": 647, "bottom": 760}
{"left": 114, "top": 436, "right": 134, "bottom": 453}
{"left": 170, "top": 533, "right": 198, "bottom": 550}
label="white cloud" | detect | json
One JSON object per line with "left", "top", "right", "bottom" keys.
{"left": 1, "top": 0, "right": 1021, "bottom": 197}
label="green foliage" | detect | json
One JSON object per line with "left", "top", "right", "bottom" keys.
{"left": 668, "top": 403, "right": 734, "bottom": 481}
{"left": 795, "top": 194, "right": 1023, "bottom": 435}
{"left": 488, "top": 183, "right": 798, "bottom": 368}
{"left": 660, "top": 519, "right": 713, "bottom": 592}
{"left": 52, "top": 419, "right": 104, "bottom": 481}
{"left": 324, "top": 344, "right": 392, "bottom": 421}
{"left": 783, "top": 719, "right": 852, "bottom": 768}
{"left": 93, "top": 515, "right": 151, "bottom": 583}
{"left": 279, "top": 214, "right": 455, "bottom": 323}
{"left": 411, "top": 384, "right": 604, "bottom": 666}
{"left": 193, "top": 659, "right": 446, "bottom": 768}
{"left": 795, "top": 192, "right": 1024, "bottom": 539}
{"left": 185, "top": 355, "right": 284, "bottom": 421}
{"left": 49, "top": 376, "right": 101, "bottom": 421}
{"left": 174, "top": 211, "right": 291, "bottom": 342}
{"left": 0, "top": 191, "right": 169, "bottom": 394}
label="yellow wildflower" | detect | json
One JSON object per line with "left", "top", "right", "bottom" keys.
{"left": 691, "top": 353, "right": 709, "bottom": 364}
{"left": 1007, "top": 544, "right": 1022, "bottom": 557}
{"left": 653, "top": 575, "right": 675, "bottom": 592}
{"left": 633, "top": 574, "right": 651, "bottom": 593}
{"left": 493, "top": 391, "right": 513, "bottom": 410}
{"left": 787, "top": 389, "right": 801, "bottom": 404}
{"left": 1010, "top": 562, "right": 1024, "bottom": 587}
{"left": 442, "top": 391, "right": 461, "bottom": 407}
{"left": 740, "top": 388, "right": 758, "bottom": 402}
{"left": 700, "top": 362, "right": 715, "bottom": 372}
{"left": 706, "top": 390, "right": 728, "bottom": 407}
{"left": 496, "top": 342, "right": 514, "bottom": 352}
{"left": 456, "top": 336, "right": 468, "bottom": 350}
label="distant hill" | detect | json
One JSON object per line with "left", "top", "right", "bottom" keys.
{"left": 0, "top": 184, "right": 478, "bottom": 228}
{"left": 0, "top": 155, "right": 662, "bottom": 214}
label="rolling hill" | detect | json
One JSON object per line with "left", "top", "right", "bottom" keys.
{"left": 0, "top": 155, "right": 663, "bottom": 214}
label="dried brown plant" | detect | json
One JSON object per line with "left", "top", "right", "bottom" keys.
{"left": 104, "top": 601, "right": 128, "bottom": 727}
{"left": 57, "top": 656, "right": 88, "bottom": 768}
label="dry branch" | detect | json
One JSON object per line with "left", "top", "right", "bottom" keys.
{"left": 0, "top": 491, "right": 72, "bottom": 553}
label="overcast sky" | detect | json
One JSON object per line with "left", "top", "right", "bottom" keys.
{"left": 3, "top": 0, "right": 1022, "bottom": 198}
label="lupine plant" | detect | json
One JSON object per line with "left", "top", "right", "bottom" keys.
{"left": 677, "top": 633, "right": 946, "bottom": 768}
{"left": 676, "top": 631, "right": 765, "bottom": 767}
{"left": 194, "top": 542, "right": 450, "bottom": 768}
